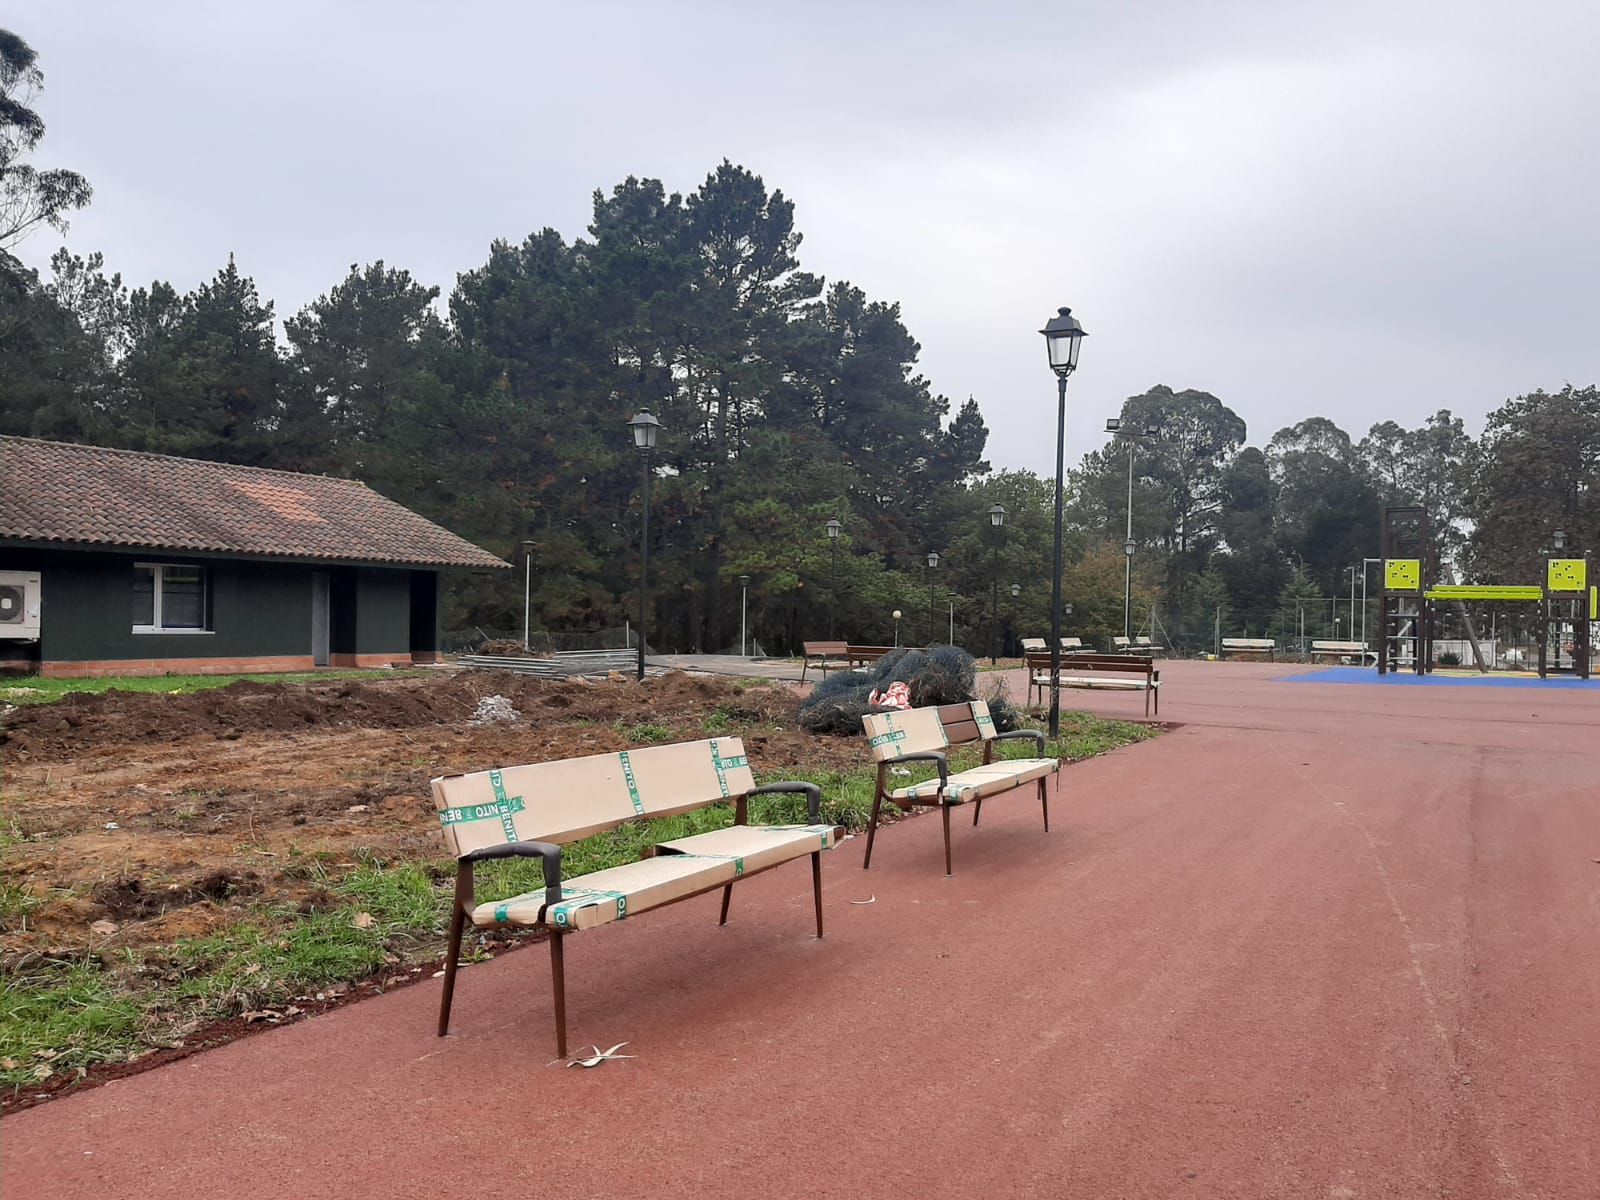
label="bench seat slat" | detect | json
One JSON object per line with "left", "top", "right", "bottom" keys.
{"left": 890, "top": 758, "right": 1057, "bottom": 805}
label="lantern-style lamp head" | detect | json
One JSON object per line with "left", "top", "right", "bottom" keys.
{"left": 1064, "top": 602, "right": 1074, "bottom": 616}
{"left": 1124, "top": 538, "right": 1136, "bottom": 557}
{"left": 892, "top": 609, "right": 902, "bottom": 620}
{"left": 520, "top": 539, "right": 536, "bottom": 554}
{"left": 738, "top": 574, "right": 750, "bottom": 587}
{"left": 1040, "top": 306, "right": 1087, "bottom": 377}
{"left": 1010, "top": 582, "right": 1021, "bottom": 598}
{"left": 1144, "top": 425, "right": 1160, "bottom": 437}
{"left": 1105, "top": 417, "right": 1122, "bottom": 433}
{"left": 927, "top": 551, "right": 940, "bottom": 569}
{"left": 627, "top": 409, "right": 660, "bottom": 451}
{"left": 989, "top": 503, "right": 1007, "bottom": 528}
{"left": 1553, "top": 529, "right": 1567, "bottom": 550}
{"left": 825, "top": 518, "right": 842, "bottom": 540}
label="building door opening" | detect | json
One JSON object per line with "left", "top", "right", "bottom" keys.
{"left": 311, "top": 571, "right": 330, "bottom": 667}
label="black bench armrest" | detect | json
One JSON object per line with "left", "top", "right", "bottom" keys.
{"left": 885, "top": 751, "right": 949, "bottom": 786}
{"left": 458, "top": 841, "right": 563, "bottom": 907}
{"left": 991, "top": 729, "right": 1046, "bottom": 756}
{"left": 748, "top": 781, "right": 824, "bottom": 823}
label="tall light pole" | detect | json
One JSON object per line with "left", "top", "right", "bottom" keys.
{"left": 1105, "top": 418, "right": 1159, "bottom": 640}
{"left": 825, "top": 518, "right": 842, "bottom": 638}
{"left": 1041, "top": 306, "right": 1087, "bottom": 738}
{"left": 987, "top": 504, "right": 1007, "bottom": 664}
{"left": 628, "top": 409, "right": 660, "bottom": 681}
{"left": 738, "top": 574, "right": 751, "bottom": 657}
{"left": 1345, "top": 565, "right": 1359, "bottom": 637}
{"left": 1009, "top": 581, "right": 1021, "bottom": 657}
{"left": 925, "top": 551, "right": 940, "bottom": 647}
{"left": 520, "top": 539, "right": 536, "bottom": 651}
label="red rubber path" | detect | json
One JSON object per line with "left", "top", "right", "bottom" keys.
{"left": 5, "top": 661, "right": 1598, "bottom": 1198}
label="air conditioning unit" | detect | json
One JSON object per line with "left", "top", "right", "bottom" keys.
{"left": 0, "top": 571, "right": 41, "bottom": 640}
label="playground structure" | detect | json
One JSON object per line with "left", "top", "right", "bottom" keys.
{"left": 1377, "top": 505, "right": 1592, "bottom": 680}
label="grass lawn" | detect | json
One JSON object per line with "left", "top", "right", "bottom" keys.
{"left": 0, "top": 668, "right": 434, "bottom": 706}
{"left": 0, "top": 708, "right": 1156, "bottom": 1097}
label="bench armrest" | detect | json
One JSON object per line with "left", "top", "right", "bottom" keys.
{"left": 886, "top": 751, "right": 949, "bottom": 786}
{"left": 459, "top": 841, "right": 564, "bottom": 907}
{"left": 991, "top": 729, "right": 1046, "bottom": 756}
{"left": 747, "top": 781, "right": 824, "bottom": 823}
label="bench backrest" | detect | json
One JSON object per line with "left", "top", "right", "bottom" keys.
{"left": 862, "top": 700, "right": 997, "bottom": 761}
{"left": 1111, "top": 636, "right": 1132, "bottom": 648}
{"left": 1020, "top": 637, "right": 1047, "bottom": 652}
{"left": 846, "top": 644, "right": 897, "bottom": 659}
{"left": 803, "top": 640, "right": 848, "bottom": 657}
{"left": 1060, "top": 637, "right": 1084, "bottom": 649}
{"left": 1222, "top": 638, "right": 1275, "bottom": 649}
{"left": 432, "top": 737, "right": 755, "bottom": 856}
{"left": 1026, "top": 651, "right": 1154, "bottom": 677}
{"left": 1134, "top": 636, "right": 1154, "bottom": 647}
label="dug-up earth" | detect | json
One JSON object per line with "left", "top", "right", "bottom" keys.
{"left": 0, "top": 670, "right": 844, "bottom": 962}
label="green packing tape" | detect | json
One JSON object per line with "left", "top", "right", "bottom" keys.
{"left": 619, "top": 751, "right": 644, "bottom": 816}
{"left": 488, "top": 769, "right": 521, "bottom": 842}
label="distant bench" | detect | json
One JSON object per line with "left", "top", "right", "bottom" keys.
{"left": 432, "top": 737, "right": 841, "bottom": 1056}
{"left": 1221, "top": 638, "right": 1276, "bottom": 661}
{"left": 846, "top": 644, "right": 900, "bottom": 667}
{"left": 1022, "top": 637, "right": 1086, "bottom": 653}
{"left": 1026, "top": 651, "right": 1161, "bottom": 717}
{"left": 800, "top": 640, "right": 849, "bottom": 684}
{"left": 1111, "top": 636, "right": 1162, "bottom": 656}
{"left": 1310, "top": 640, "right": 1374, "bottom": 664}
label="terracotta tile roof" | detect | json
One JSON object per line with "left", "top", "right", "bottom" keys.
{"left": 0, "top": 437, "right": 508, "bottom": 570}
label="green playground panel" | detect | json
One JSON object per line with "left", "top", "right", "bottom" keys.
{"left": 1423, "top": 584, "right": 1544, "bottom": 602}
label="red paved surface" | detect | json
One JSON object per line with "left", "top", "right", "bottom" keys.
{"left": 6, "top": 661, "right": 1599, "bottom": 1199}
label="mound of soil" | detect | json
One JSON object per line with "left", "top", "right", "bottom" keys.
{"left": 0, "top": 670, "right": 856, "bottom": 962}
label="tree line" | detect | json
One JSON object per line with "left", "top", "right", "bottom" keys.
{"left": 2, "top": 29, "right": 1593, "bottom": 654}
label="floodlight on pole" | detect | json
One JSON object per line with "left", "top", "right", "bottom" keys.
{"left": 627, "top": 409, "right": 660, "bottom": 680}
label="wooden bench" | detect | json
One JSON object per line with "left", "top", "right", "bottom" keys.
{"left": 1221, "top": 638, "right": 1276, "bottom": 661}
{"left": 861, "top": 700, "right": 1058, "bottom": 876}
{"left": 1310, "top": 640, "right": 1374, "bottom": 664}
{"left": 845, "top": 644, "right": 899, "bottom": 667}
{"left": 800, "top": 640, "right": 849, "bottom": 684}
{"left": 1023, "top": 637, "right": 1086, "bottom": 653}
{"left": 432, "top": 737, "right": 842, "bottom": 1056}
{"left": 1026, "top": 651, "right": 1161, "bottom": 717}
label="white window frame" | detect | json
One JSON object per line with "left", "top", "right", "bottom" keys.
{"left": 133, "top": 562, "right": 213, "bottom": 635}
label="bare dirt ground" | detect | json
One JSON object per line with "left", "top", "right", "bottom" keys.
{"left": 0, "top": 670, "right": 851, "bottom": 962}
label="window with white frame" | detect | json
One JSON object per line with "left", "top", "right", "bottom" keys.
{"left": 133, "top": 563, "right": 209, "bottom": 632}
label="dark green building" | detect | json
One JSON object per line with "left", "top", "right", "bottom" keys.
{"left": 0, "top": 437, "right": 506, "bottom": 677}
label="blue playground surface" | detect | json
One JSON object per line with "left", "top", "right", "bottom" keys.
{"left": 1281, "top": 666, "right": 1600, "bottom": 689}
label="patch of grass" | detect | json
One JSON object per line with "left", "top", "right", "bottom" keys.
{"left": 0, "top": 959, "right": 147, "bottom": 1091}
{"left": 0, "top": 668, "right": 432, "bottom": 707}
{"left": 615, "top": 720, "right": 675, "bottom": 744}
{"left": 0, "top": 880, "right": 43, "bottom": 930}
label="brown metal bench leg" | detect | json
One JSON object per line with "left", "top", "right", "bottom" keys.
{"left": 549, "top": 930, "right": 568, "bottom": 1059}
{"left": 972, "top": 797, "right": 983, "bottom": 827}
{"left": 1040, "top": 776, "right": 1050, "bottom": 832}
{"left": 437, "top": 897, "right": 466, "bottom": 1036}
{"left": 942, "top": 804, "right": 953, "bottom": 877}
{"left": 811, "top": 851, "right": 824, "bottom": 938}
{"left": 718, "top": 883, "right": 733, "bottom": 925}
{"left": 862, "top": 793, "right": 883, "bottom": 869}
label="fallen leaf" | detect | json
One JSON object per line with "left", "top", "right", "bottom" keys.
{"left": 241, "top": 1010, "right": 281, "bottom": 1024}
{"left": 32, "top": 1064, "right": 52, "bottom": 1080}
{"left": 34, "top": 1049, "right": 58, "bottom": 1060}
{"left": 567, "top": 1041, "right": 635, "bottom": 1069}
{"left": 352, "top": 912, "right": 376, "bottom": 930}
{"left": 345, "top": 804, "right": 369, "bottom": 814}
{"left": 0, "top": 1058, "right": 17, "bottom": 1070}
{"left": 89, "top": 919, "right": 118, "bottom": 935}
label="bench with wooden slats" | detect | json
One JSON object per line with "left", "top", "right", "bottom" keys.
{"left": 845, "top": 643, "right": 900, "bottom": 667}
{"left": 1309, "top": 640, "right": 1374, "bottom": 664}
{"left": 860, "top": 700, "right": 1058, "bottom": 876}
{"left": 800, "top": 640, "right": 849, "bottom": 684}
{"left": 1025, "top": 651, "right": 1161, "bottom": 717}
{"left": 1221, "top": 638, "right": 1277, "bottom": 661}
{"left": 432, "top": 738, "right": 842, "bottom": 1056}
{"left": 1023, "top": 637, "right": 1086, "bottom": 653}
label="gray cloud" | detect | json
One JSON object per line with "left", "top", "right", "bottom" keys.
{"left": 14, "top": 0, "right": 1599, "bottom": 469}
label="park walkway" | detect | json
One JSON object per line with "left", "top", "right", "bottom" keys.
{"left": 5, "top": 662, "right": 1598, "bottom": 1198}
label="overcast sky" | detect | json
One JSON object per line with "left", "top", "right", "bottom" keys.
{"left": 12, "top": 1, "right": 1600, "bottom": 472}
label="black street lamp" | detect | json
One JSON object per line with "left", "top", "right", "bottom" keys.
{"left": 628, "top": 409, "right": 660, "bottom": 681}
{"left": 987, "top": 504, "right": 1007, "bottom": 664}
{"left": 1009, "top": 581, "right": 1021, "bottom": 658}
{"left": 520, "top": 539, "right": 536, "bottom": 651}
{"left": 825, "top": 517, "right": 843, "bottom": 638}
{"left": 925, "top": 551, "right": 940, "bottom": 647}
{"left": 1040, "top": 306, "right": 1087, "bottom": 737}
{"left": 1105, "top": 418, "right": 1159, "bottom": 640}
{"left": 738, "top": 574, "right": 752, "bottom": 657}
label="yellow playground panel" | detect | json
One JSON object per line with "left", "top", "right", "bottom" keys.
{"left": 1384, "top": 558, "right": 1421, "bottom": 592}
{"left": 1546, "top": 558, "right": 1587, "bottom": 593}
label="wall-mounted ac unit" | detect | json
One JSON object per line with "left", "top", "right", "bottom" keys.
{"left": 0, "top": 571, "right": 41, "bottom": 640}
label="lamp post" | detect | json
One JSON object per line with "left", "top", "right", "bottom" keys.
{"left": 1009, "top": 581, "right": 1021, "bottom": 657}
{"left": 892, "top": 609, "right": 902, "bottom": 648}
{"left": 825, "top": 518, "right": 843, "bottom": 639}
{"left": 520, "top": 539, "right": 536, "bottom": 651}
{"left": 925, "top": 551, "right": 940, "bottom": 647}
{"left": 1041, "top": 306, "right": 1087, "bottom": 738}
{"left": 987, "top": 504, "right": 1007, "bottom": 664}
{"left": 627, "top": 409, "right": 660, "bottom": 681}
{"left": 738, "top": 574, "right": 751, "bottom": 657}
{"left": 1105, "top": 418, "right": 1159, "bottom": 640}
